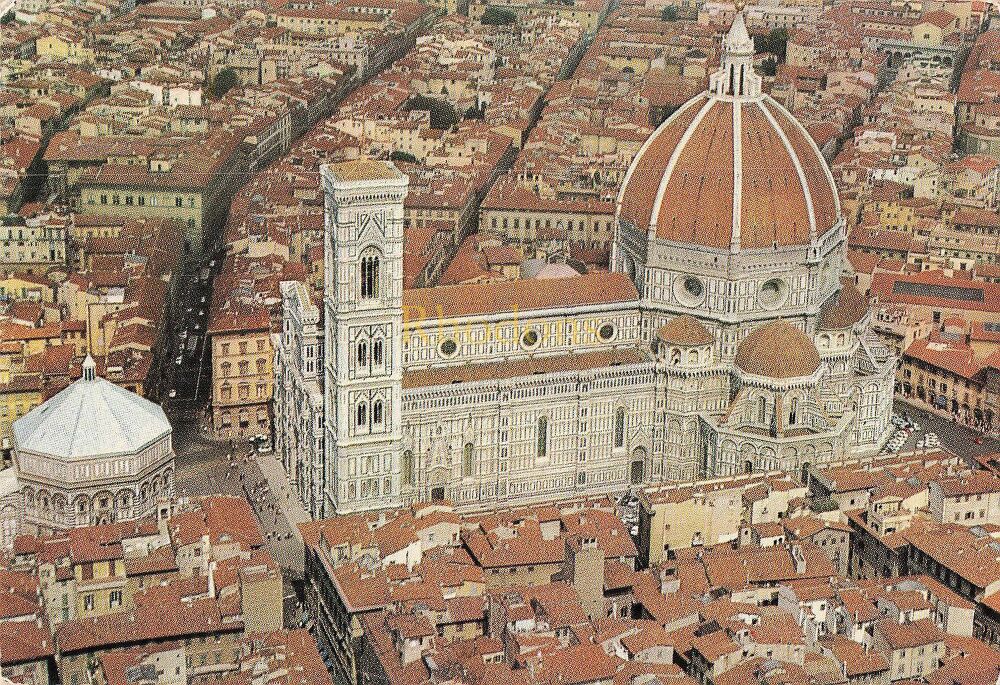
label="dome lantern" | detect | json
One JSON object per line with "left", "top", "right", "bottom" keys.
{"left": 710, "top": 10, "right": 761, "bottom": 99}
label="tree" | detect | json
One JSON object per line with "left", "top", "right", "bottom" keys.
{"left": 390, "top": 150, "right": 418, "bottom": 164}
{"left": 755, "top": 27, "right": 788, "bottom": 62}
{"left": 211, "top": 67, "right": 239, "bottom": 98}
{"left": 1, "top": 10, "right": 14, "bottom": 23}
{"left": 406, "top": 95, "right": 458, "bottom": 130}
{"left": 480, "top": 5, "right": 516, "bottom": 25}
{"left": 464, "top": 105, "right": 484, "bottom": 119}
{"left": 760, "top": 56, "right": 777, "bottom": 76}
{"left": 660, "top": 5, "right": 678, "bottom": 21}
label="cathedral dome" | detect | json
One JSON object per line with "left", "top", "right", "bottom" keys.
{"left": 616, "top": 13, "right": 840, "bottom": 251}
{"left": 735, "top": 320, "right": 820, "bottom": 379}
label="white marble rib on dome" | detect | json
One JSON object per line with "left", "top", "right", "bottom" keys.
{"left": 13, "top": 373, "right": 171, "bottom": 460}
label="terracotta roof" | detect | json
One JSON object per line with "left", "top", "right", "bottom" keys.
{"left": 876, "top": 617, "right": 944, "bottom": 650}
{"left": 403, "top": 349, "right": 649, "bottom": 389}
{"left": 657, "top": 315, "right": 714, "bottom": 346}
{"left": 402, "top": 272, "right": 638, "bottom": 322}
{"left": 619, "top": 96, "right": 839, "bottom": 250}
{"left": 735, "top": 320, "right": 820, "bottom": 378}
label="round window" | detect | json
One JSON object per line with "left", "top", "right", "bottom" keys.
{"left": 439, "top": 339, "right": 458, "bottom": 357}
{"left": 521, "top": 328, "right": 540, "bottom": 349}
{"left": 759, "top": 278, "right": 787, "bottom": 308}
{"left": 675, "top": 275, "right": 707, "bottom": 306}
{"left": 597, "top": 323, "right": 616, "bottom": 342}
{"left": 684, "top": 276, "right": 704, "bottom": 297}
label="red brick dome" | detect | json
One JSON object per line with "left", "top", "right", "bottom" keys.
{"left": 735, "top": 320, "right": 820, "bottom": 379}
{"left": 616, "top": 14, "right": 840, "bottom": 251}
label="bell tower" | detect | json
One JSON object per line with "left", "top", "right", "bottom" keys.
{"left": 322, "top": 160, "right": 408, "bottom": 514}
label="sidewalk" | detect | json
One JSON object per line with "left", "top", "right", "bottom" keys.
{"left": 255, "top": 450, "right": 312, "bottom": 535}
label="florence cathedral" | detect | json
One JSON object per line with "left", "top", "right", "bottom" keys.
{"left": 319, "top": 10, "right": 896, "bottom": 515}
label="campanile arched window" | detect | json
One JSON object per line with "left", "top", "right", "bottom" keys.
{"left": 360, "top": 249, "right": 380, "bottom": 299}
{"left": 537, "top": 416, "right": 548, "bottom": 457}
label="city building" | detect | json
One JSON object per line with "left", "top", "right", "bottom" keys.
{"left": 317, "top": 11, "right": 895, "bottom": 516}
{"left": 208, "top": 301, "right": 273, "bottom": 439}
{"left": 11, "top": 356, "right": 175, "bottom": 534}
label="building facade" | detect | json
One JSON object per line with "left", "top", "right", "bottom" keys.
{"left": 209, "top": 310, "right": 274, "bottom": 439}
{"left": 315, "top": 12, "right": 895, "bottom": 516}
{"left": 273, "top": 280, "right": 326, "bottom": 518}
{"left": 0, "top": 213, "right": 67, "bottom": 274}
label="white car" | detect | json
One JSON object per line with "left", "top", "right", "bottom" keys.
{"left": 168, "top": 389, "right": 177, "bottom": 398}
{"left": 175, "top": 356, "right": 183, "bottom": 365}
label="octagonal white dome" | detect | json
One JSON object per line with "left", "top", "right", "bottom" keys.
{"left": 13, "top": 357, "right": 171, "bottom": 460}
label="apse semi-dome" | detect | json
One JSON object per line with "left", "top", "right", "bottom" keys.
{"left": 735, "top": 320, "right": 820, "bottom": 379}
{"left": 616, "top": 13, "right": 840, "bottom": 251}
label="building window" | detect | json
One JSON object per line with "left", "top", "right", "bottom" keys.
{"left": 614, "top": 407, "right": 625, "bottom": 448}
{"left": 356, "top": 402, "right": 367, "bottom": 427}
{"left": 360, "top": 251, "right": 380, "bottom": 299}
{"left": 372, "top": 400, "right": 383, "bottom": 425}
{"left": 402, "top": 450, "right": 414, "bottom": 486}
{"left": 463, "top": 442, "right": 473, "bottom": 476}
{"left": 84, "top": 594, "right": 94, "bottom": 611}
{"left": 758, "top": 397, "right": 767, "bottom": 425}
{"left": 372, "top": 339, "right": 383, "bottom": 366}
{"left": 357, "top": 340, "right": 368, "bottom": 367}
{"left": 537, "top": 416, "right": 548, "bottom": 457}
{"left": 789, "top": 398, "right": 798, "bottom": 425}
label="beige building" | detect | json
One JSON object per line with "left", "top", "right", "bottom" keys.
{"left": 638, "top": 474, "right": 807, "bottom": 565}
{"left": 0, "top": 214, "right": 67, "bottom": 273}
{"left": 873, "top": 619, "right": 944, "bottom": 681}
{"left": 208, "top": 308, "right": 274, "bottom": 438}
